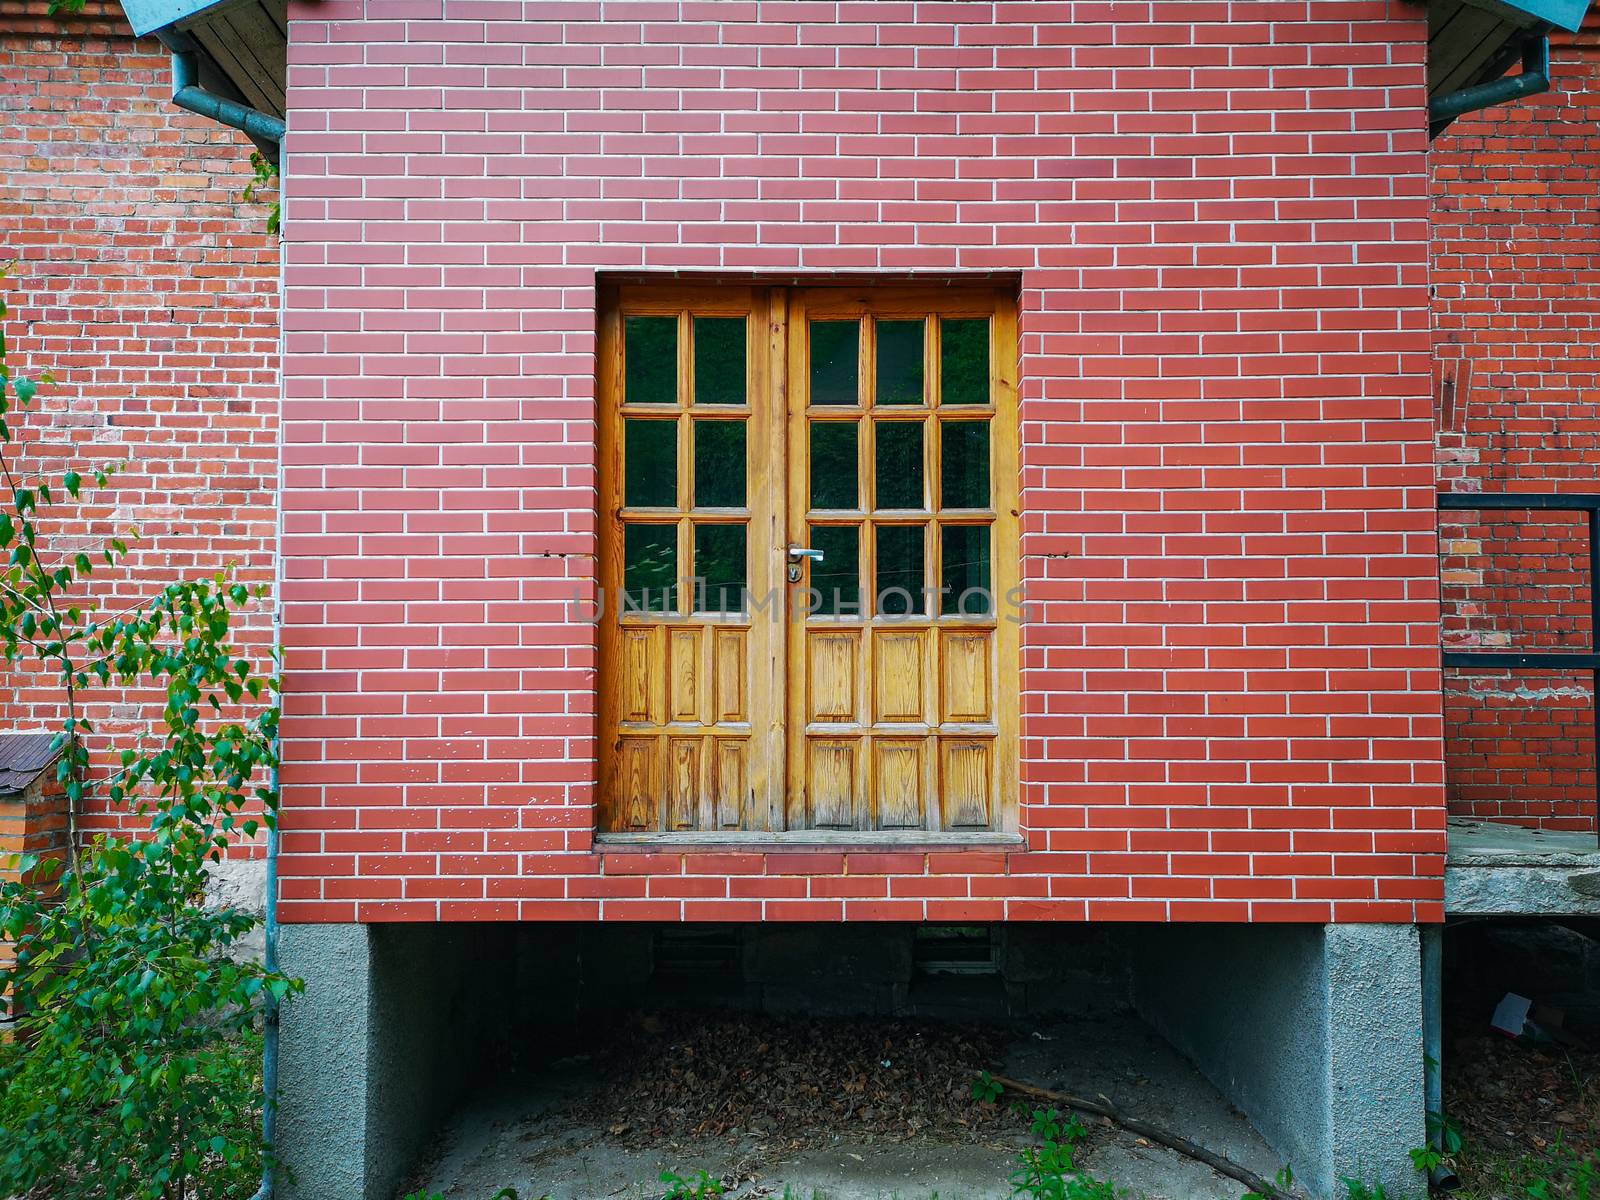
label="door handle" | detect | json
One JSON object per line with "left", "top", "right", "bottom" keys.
{"left": 787, "top": 546, "right": 825, "bottom": 562}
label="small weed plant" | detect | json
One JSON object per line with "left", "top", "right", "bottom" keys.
{"left": 1524, "top": 1138, "right": 1600, "bottom": 1200}
{"left": 1009, "top": 1107, "right": 1116, "bottom": 1200}
{"left": 660, "top": 1168, "right": 725, "bottom": 1200}
{"left": 1240, "top": 1165, "right": 1294, "bottom": 1200}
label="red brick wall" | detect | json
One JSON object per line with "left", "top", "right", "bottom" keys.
{"left": 0, "top": 1, "right": 279, "bottom": 848}
{"left": 1432, "top": 18, "right": 1600, "bottom": 830}
{"left": 0, "top": 776, "right": 67, "bottom": 983}
{"left": 279, "top": 0, "right": 1445, "bottom": 924}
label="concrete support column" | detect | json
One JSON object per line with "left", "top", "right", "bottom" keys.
{"left": 1133, "top": 922, "right": 1427, "bottom": 1200}
{"left": 276, "top": 923, "right": 488, "bottom": 1200}
{"left": 275, "top": 923, "right": 377, "bottom": 1200}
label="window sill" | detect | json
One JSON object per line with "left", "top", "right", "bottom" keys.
{"left": 594, "top": 830, "right": 1023, "bottom": 849}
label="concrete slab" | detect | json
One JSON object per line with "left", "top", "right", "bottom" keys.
{"left": 1447, "top": 818, "right": 1600, "bottom": 915}
{"left": 415, "top": 1015, "right": 1283, "bottom": 1200}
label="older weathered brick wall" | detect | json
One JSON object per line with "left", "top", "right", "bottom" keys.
{"left": 1432, "top": 16, "right": 1600, "bottom": 830}
{"left": 0, "top": 0, "right": 279, "bottom": 847}
{"left": 279, "top": 0, "right": 1445, "bottom": 924}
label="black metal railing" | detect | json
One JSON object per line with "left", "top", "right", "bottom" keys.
{"left": 1438, "top": 492, "right": 1600, "bottom": 842}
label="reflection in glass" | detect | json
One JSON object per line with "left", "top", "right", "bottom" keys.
{"left": 810, "top": 320, "right": 860, "bottom": 405}
{"left": 941, "top": 525, "right": 992, "bottom": 615}
{"left": 875, "top": 319, "right": 924, "bottom": 405}
{"left": 694, "top": 524, "right": 746, "bottom": 613}
{"left": 810, "top": 422, "right": 858, "bottom": 510}
{"left": 694, "top": 420, "right": 746, "bottom": 508}
{"left": 624, "top": 418, "right": 676, "bottom": 508}
{"left": 694, "top": 316, "right": 745, "bottom": 405}
{"left": 875, "top": 525, "right": 925, "bottom": 616}
{"left": 875, "top": 421, "right": 924, "bottom": 510}
{"left": 940, "top": 318, "right": 989, "bottom": 407}
{"left": 625, "top": 315, "right": 677, "bottom": 406}
{"left": 941, "top": 420, "right": 990, "bottom": 509}
{"left": 624, "top": 524, "right": 676, "bottom": 612}
{"left": 809, "top": 525, "right": 860, "bottom": 617}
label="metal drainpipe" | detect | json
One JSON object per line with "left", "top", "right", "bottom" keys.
{"left": 159, "top": 29, "right": 285, "bottom": 151}
{"left": 1421, "top": 924, "right": 1461, "bottom": 1191}
{"left": 249, "top": 769, "right": 281, "bottom": 1200}
{"left": 249, "top": 154, "right": 289, "bottom": 1200}
{"left": 1430, "top": 35, "right": 1551, "bottom": 125}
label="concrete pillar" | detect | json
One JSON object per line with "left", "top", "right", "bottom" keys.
{"left": 275, "top": 923, "right": 376, "bottom": 1200}
{"left": 1133, "top": 923, "right": 1427, "bottom": 1200}
{"left": 277, "top": 923, "right": 487, "bottom": 1200}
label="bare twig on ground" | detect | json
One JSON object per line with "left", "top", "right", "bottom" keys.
{"left": 989, "top": 1073, "right": 1290, "bottom": 1199}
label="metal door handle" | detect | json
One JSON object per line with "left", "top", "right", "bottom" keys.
{"left": 788, "top": 546, "right": 825, "bottom": 562}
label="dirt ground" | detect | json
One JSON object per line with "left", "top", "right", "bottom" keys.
{"left": 1447, "top": 1021, "right": 1600, "bottom": 1198}
{"left": 409, "top": 1012, "right": 1282, "bottom": 1200}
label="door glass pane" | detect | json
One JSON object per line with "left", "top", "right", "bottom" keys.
{"left": 694, "top": 523, "right": 746, "bottom": 613}
{"left": 810, "top": 422, "right": 858, "bottom": 510}
{"left": 809, "top": 524, "right": 860, "bottom": 617}
{"left": 941, "top": 525, "right": 992, "bottom": 616}
{"left": 941, "top": 420, "right": 990, "bottom": 510}
{"left": 810, "top": 320, "right": 859, "bottom": 406}
{"left": 875, "top": 525, "right": 926, "bottom": 616}
{"left": 694, "top": 316, "right": 745, "bottom": 406}
{"left": 940, "top": 317, "right": 989, "bottom": 407}
{"left": 624, "top": 418, "right": 677, "bottom": 508}
{"left": 694, "top": 420, "right": 746, "bottom": 508}
{"left": 875, "top": 421, "right": 924, "bottom": 510}
{"left": 875, "top": 319, "right": 924, "bottom": 406}
{"left": 624, "top": 524, "right": 677, "bottom": 612}
{"left": 625, "top": 315, "right": 677, "bottom": 406}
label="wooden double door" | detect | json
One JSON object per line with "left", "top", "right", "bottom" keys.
{"left": 597, "top": 284, "right": 1019, "bottom": 836}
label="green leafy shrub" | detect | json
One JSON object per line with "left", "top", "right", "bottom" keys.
{"left": 0, "top": 278, "right": 298, "bottom": 1199}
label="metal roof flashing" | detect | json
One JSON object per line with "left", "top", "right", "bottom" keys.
{"left": 1510, "top": 0, "right": 1590, "bottom": 30}
{"left": 0, "top": 732, "right": 62, "bottom": 800}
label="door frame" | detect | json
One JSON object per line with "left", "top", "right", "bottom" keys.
{"left": 596, "top": 281, "right": 1020, "bottom": 837}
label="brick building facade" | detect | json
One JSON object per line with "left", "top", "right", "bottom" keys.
{"left": 1432, "top": 11, "right": 1600, "bottom": 831}
{"left": 0, "top": 0, "right": 278, "bottom": 844}
{"left": 271, "top": 0, "right": 1446, "bottom": 925}
{"left": 3, "top": 3, "right": 1598, "bottom": 1195}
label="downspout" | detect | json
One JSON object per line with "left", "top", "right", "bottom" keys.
{"left": 157, "top": 28, "right": 285, "bottom": 155}
{"left": 249, "top": 767, "right": 281, "bottom": 1200}
{"left": 1421, "top": 925, "right": 1460, "bottom": 1191}
{"left": 249, "top": 130, "right": 288, "bottom": 1200}
{"left": 1430, "top": 35, "right": 1551, "bottom": 125}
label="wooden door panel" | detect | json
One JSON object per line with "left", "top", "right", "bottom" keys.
{"left": 714, "top": 739, "right": 748, "bottom": 830}
{"left": 940, "top": 628, "right": 991, "bottom": 725}
{"left": 787, "top": 287, "right": 1017, "bottom": 834}
{"left": 808, "top": 739, "right": 859, "bottom": 828}
{"left": 807, "top": 630, "right": 860, "bottom": 723}
{"left": 620, "top": 627, "right": 662, "bottom": 724}
{"left": 599, "top": 286, "right": 783, "bottom": 833}
{"left": 616, "top": 737, "right": 658, "bottom": 831}
{"left": 873, "top": 630, "right": 928, "bottom": 724}
{"left": 941, "top": 739, "right": 993, "bottom": 829}
{"left": 666, "top": 737, "right": 702, "bottom": 830}
{"left": 713, "top": 629, "right": 746, "bottom": 722}
{"left": 873, "top": 738, "right": 927, "bottom": 829}
{"left": 668, "top": 627, "right": 702, "bottom": 723}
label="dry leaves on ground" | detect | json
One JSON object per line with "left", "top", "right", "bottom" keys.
{"left": 577, "top": 1010, "right": 1016, "bottom": 1150}
{"left": 1447, "top": 1026, "right": 1600, "bottom": 1158}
